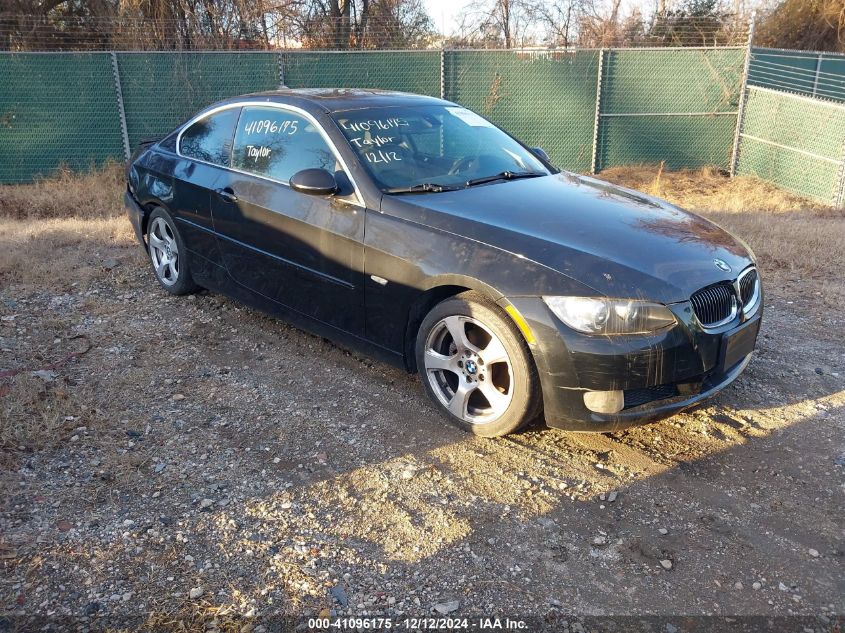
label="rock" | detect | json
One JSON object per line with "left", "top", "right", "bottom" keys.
{"left": 752, "top": 582, "right": 762, "bottom": 590}
{"left": 199, "top": 498, "right": 214, "bottom": 511}
{"left": 171, "top": 393, "right": 185, "bottom": 401}
{"left": 778, "top": 582, "right": 789, "bottom": 591}
{"left": 607, "top": 491, "right": 618, "bottom": 503}
{"left": 32, "top": 370, "right": 58, "bottom": 382}
{"left": 734, "top": 582, "right": 743, "bottom": 590}
{"left": 189, "top": 586, "right": 204, "bottom": 600}
{"left": 815, "top": 368, "right": 824, "bottom": 375}
{"left": 592, "top": 535, "right": 607, "bottom": 546}
{"left": 83, "top": 601, "right": 101, "bottom": 616}
{"left": 809, "top": 548, "right": 820, "bottom": 558}
{"left": 433, "top": 600, "right": 459, "bottom": 615}
{"left": 659, "top": 559, "right": 673, "bottom": 570}
{"left": 329, "top": 584, "right": 348, "bottom": 607}
{"left": 658, "top": 528, "right": 668, "bottom": 535}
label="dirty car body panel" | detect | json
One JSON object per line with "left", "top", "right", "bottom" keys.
{"left": 125, "top": 88, "right": 762, "bottom": 433}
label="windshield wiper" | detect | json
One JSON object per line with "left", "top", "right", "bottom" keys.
{"left": 384, "top": 182, "right": 462, "bottom": 194}
{"left": 464, "top": 170, "right": 546, "bottom": 188}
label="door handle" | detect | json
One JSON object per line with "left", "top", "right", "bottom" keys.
{"left": 216, "top": 187, "right": 238, "bottom": 203}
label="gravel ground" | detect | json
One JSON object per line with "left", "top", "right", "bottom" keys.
{"left": 1, "top": 242, "right": 844, "bottom": 629}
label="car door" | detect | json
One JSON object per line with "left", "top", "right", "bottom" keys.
{"left": 167, "top": 106, "right": 240, "bottom": 267}
{"left": 211, "top": 104, "right": 366, "bottom": 336}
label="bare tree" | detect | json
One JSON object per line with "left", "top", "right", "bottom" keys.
{"left": 454, "top": 0, "right": 539, "bottom": 48}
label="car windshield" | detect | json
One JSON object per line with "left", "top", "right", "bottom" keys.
{"left": 331, "top": 105, "right": 551, "bottom": 192}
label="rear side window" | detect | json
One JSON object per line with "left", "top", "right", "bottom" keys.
{"left": 232, "top": 106, "right": 335, "bottom": 182}
{"left": 179, "top": 108, "right": 239, "bottom": 166}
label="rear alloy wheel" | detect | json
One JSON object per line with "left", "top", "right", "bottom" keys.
{"left": 146, "top": 207, "right": 198, "bottom": 295}
{"left": 416, "top": 292, "right": 541, "bottom": 437}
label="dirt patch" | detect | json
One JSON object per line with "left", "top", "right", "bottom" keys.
{"left": 1, "top": 167, "right": 843, "bottom": 627}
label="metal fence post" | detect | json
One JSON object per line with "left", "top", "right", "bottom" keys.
{"left": 836, "top": 138, "right": 845, "bottom": 207}
{"left": 812, "top": 53, "right": 823, "bottom": 98}
{"left": 590, "top": 48, "right": 606, "bottom": 175}
{"left": 730, "top": 11, "right": 756, "bottom": 177}
{"left": 440, "top": 49, "right": 446, "bottom": 100}
{"left": 278, "top": 51, "right": 286, "bottom": 88}
{"left": 110, "top": 51, "right": 131, "bottom": 161}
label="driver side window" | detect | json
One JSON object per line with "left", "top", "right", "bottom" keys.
{"left": 232, "top": 106, "right": 336, "bottom": 182}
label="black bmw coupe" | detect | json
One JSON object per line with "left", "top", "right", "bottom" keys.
{"left": 124, "top": 89, "right": 761, "bottom": 437}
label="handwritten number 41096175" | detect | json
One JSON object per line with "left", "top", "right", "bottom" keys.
{"left": 244, "top": 119, "right": 299, "bottom": 136}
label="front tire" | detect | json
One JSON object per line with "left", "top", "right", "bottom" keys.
{"left": 146, "top": 207, "right": 199, "bottom": 296}
{"left": 415, "top": 292, "right": 541, "bottom": 437}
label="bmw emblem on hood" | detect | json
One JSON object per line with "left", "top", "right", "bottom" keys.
{"left": 714, "top": 258, "right": 732, "bottom": 273}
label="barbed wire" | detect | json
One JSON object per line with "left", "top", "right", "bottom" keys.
{"left": 0, "top": 14, "right": 750, "bottom": 51}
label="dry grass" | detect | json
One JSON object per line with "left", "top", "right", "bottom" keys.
{"left": 0, "top": 164, "right": 140, "bottom": 289}
{"left": 0, "top": 214, "right": 139, "bottom": 289}
{"left": 600, "top": 164, "right": 845, "bottom": 303}
{"left": 0, "top": 374, "right": 73, "bottom": 451}
{"left": 0, "top": 162, "right": 125, "bottom": 220}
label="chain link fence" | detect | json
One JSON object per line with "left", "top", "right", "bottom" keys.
{"left": 734, "top": 86, "right": 845, "bottom": 205}
{"left": 597, "top": 47, "right": 744, "bottom": 171}
{"left": 0, "top": 52, "right": 125, "bottom": 182}
{"left": 732, "top": 47, "right": 845, "bottom": 205}
{"left": 0, "top": 47, "right": 749, "bottom": 184}
{"left": 748, "top": 48, "right": 845, "bottom": 103}
{"left": 2, "top": 45, "right": 845, "bottom": 206}
{"left": 445, "top": 50, "right": 601, "bottom": 173}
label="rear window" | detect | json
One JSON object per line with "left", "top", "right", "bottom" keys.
{"left": 179, "top": 108, "right": 239, "bottom": 166}
{"left": 231, "top": 106, "right": 336, "bottom": 182}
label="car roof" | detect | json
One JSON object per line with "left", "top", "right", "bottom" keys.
{"left": 216, "top": 88, "right": 451, "bottom": 114}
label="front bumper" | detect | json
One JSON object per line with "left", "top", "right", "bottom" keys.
{"left": 507, "top": 296, "right": 761, "bottom": 433}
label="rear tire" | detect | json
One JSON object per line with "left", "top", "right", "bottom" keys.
{"left": 146, "top": 207, "right": 199, "bottom": 296}
{"left": 415, "top": 291, "right": 541, "bottom": 437}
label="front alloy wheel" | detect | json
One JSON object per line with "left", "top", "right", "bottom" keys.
{"left": 416, "top": 292, "right": 541, "bottom": 437}
{"left": 424, "top": 315, "right": 514, "bottom": 424}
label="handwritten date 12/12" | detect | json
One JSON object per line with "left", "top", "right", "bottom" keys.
{"left": 365, "top": 149, "right": 402, "bottom": 164}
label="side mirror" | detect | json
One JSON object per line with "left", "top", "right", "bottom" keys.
{"left": 530, "top": 146, "right": 551, "bottom": 163}
{"left": 290, "top": 168, "right": 337, "bottom": 196}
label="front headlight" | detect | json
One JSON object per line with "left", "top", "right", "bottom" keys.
{"left": 543, "top": 296, "right": 676, "bottom": 335}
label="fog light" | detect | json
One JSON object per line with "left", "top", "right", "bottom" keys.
{"left": 583, "top": 390, "right": 624, "bottom": 414}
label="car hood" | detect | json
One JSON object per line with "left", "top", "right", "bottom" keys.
{"left": 383, "top": 172, "right": 755, "bottom": 304}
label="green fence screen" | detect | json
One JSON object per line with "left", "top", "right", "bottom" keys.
{"left": 283, "top": 51, "right": 440, "bottom": 97}
{"left": 446, "top": 50, "right": 600, "bottom": 173}
{"left": 117, "top": 52, "right": 279, "bottom": 149}
{"left": 749, "top": 47, "right": 845, "bottom": 103}
{"left": 736, "top": 86, "right": 845, "bottom": 204}
{"left": 596, "top": 47, "right": 744, "bottom": 170}
{"left": 3, "top": 46, "right": 843, "bottom": 206}
{"left": 0, "top": 53, "right": 124, "bottom": 182}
